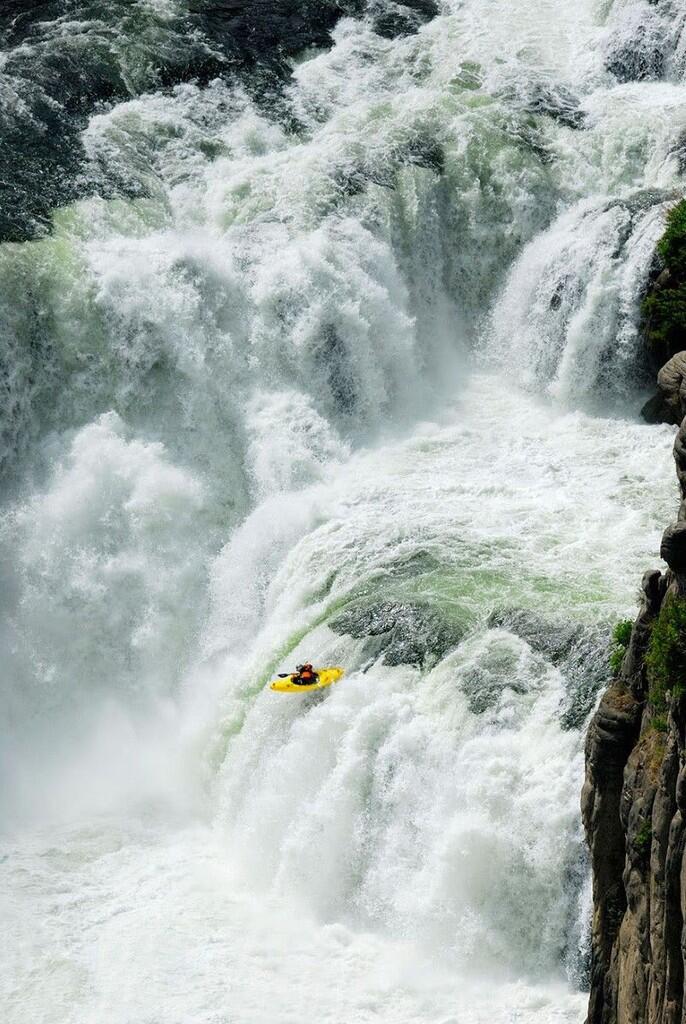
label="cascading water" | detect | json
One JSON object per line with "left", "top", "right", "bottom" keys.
{"left": 2, "top": 1, "right": 685, "bottom": 1022}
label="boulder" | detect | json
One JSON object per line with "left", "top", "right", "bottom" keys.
{"left": 660, "top": 521, "right": 686, "bottom": 572}
{"left": 642, "top": 351, "right": 686, "bottom": 426}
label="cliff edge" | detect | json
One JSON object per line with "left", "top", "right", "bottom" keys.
{"left": 583, "top": 409, "right": 686, "bottom": 1024}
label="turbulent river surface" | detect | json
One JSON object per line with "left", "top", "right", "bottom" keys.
{"left": 2, "top": 1, "right": 686, "bottom": 1022}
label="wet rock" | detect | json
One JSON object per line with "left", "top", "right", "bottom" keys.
{"left": 330, "top": 600, "right": 463, "bottom": 668}
{"left": 498, "top": 80, "right": 585, "bottom": 129}
{"left": 526, "top": 90, "right": 585, "bottom": 129}
{"left": 489, "top": 607, "right": 586, "bottom": 661}
{"left": 605, "top": 22, "right": 666, "bottom": 84}
{"left": 488, "top": 608, "right": 609, "bottom": 728}
{"left": 192, "top": 0, "right": 363, "bottom": 72}
{"left": 197, "top": 0, "right": 437, "bottom": 55}
{"left": 0, "top": 0, "right": 227, "bottom": 241}
{"left": 559, "top": 630, "right": 614, "bottom": 730}
{"left": 0, "top": 0, "right": 439, "bottom": 243}
{"left": 641, "top": 391, "right": 670, "bottom": 425}
{"left": 457, "top": 650, "right": 530, "bottom": 715}
{"left": 367, "top": 0, "right": 438, "bottom": 39}
{"left": 620, "top": 192, "right": 680, "bottom": 219}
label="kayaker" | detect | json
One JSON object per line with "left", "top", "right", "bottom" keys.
{"left": 292, "top": 663, "right": 318, "bottom": 686}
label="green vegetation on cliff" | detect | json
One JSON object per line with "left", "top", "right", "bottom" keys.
{"left": 646, "top": 596, "right": 686, "bottom": 711}
{"left": 610, "top": 618, "right": 633, "bottom": 675}
{"left": 634, "top": 818, "right": 653, "bottom": 855}
{"left": 643, "top": 200, "right": 686, "bottom": 365}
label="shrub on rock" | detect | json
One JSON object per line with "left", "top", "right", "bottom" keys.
{"left": 643, "top": 199, "right": 686, "bottom": 367}
{"left": 645, "top": 596, "right": 686, "bottom": 712}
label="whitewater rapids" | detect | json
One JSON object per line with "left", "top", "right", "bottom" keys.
{"left": 2, "top": 0, "right": 686, "bottom": 1022}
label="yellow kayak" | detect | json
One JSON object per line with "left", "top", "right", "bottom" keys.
{"left": 270, "top": 667, "right": 345, "bottom": 693}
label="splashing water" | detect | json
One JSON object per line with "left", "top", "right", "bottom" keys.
{"left": 2, "top": 1, "right": 685, "bottom": 1022}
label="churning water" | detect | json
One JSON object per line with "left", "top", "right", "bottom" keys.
{"left": 2, "top": 1, "right": 685, "bottom": 1021}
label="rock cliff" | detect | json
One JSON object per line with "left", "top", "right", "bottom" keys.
{"left": 583, "top": 387, "right": 686, "bottom": 1024}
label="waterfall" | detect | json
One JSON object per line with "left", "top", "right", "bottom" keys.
{"left": 2, "top": 1, "right": 685, "bottom": 1021}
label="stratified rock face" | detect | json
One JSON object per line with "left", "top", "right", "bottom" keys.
{"left": 583, "top": 684, "right": 642, "bottom": 1024}
{"left": 584, "top": 691, "right": 686, "bottom": 1024}
{"left": 583, "top": 420, "right": 686, "bottom": 1024}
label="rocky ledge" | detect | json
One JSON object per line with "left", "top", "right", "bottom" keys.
{"left": 583, "top": 384, "right": 686, "bottom": 1024}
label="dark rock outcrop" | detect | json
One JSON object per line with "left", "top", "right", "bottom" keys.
{"left": 583, "top": 685, "right": 643, "bottom": 1024}
{"left": 661, "top": 522, "right": 686, "bottom": 573}
{"left": 605, "top": 32, "right": 665, "bottom": 85}
{"left": 330, "top": 599, "right": 463, "bottom": 667}
{"left": 496, "top": 79, "right": 586, "bottom": 129}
